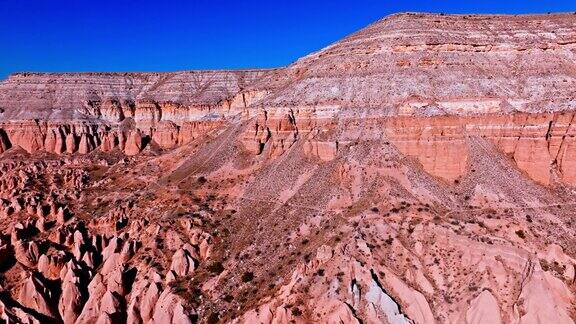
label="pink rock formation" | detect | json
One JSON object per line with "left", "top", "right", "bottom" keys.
{"left": 124, "top": 130, "right": 143, "bottom": 156}
{"left": 18, "top": 273, "right": 58, "bottom": 320}
{"left": 0, "top": 11, "right": 575, "bottom": 324}
{"left": 169, "top": 248, "right": 197, "bottom": 277}
{"left": 65, "top": 133, "right": 77, "bottom": 153}
{"left": 59, "top": 262, "right": 86, "bottom": 323}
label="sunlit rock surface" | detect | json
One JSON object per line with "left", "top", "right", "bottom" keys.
{"left": 0, "top": 12, "right": 576, "bottom": 324}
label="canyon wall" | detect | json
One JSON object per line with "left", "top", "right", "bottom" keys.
{"left": 1, "top": 12, "right": 576, "bottom": 324}
{"left": 237, "top": 106, "right": 576, "bottom": 185}
{"left": 384, "top": 112, "right": 576, "bottom": 185}
{"left": 238, "top": 12, "right": 576, "bottom": 186}
{"left": 0, "top": 70, "right": 272, "bottom": 155}
{"left": 2, "top": 13, "right": 576, "bottom": 186}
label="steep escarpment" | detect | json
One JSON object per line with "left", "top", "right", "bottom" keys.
{"left": 385, "top": 112, "right": 576, "bottom": 185}
{"left": 0, "top": 70, "right": 272, "bottom": 119}
{"left": 251, "top": 13, "right": 576, "bottom": 113}
{"left": 0, "top": 70, "right": 273, "bottom": 155}
{"left": 239, "top": 106, "right": 576, "bottom": 185}
{"left": 236, "top": 12, "right": 576, "bottom": 186}
{"left": 1, "top": 118, "right": 224, "bottom": 156}
{"left": 2, "top": 12, "right": 576, "bottom": 324}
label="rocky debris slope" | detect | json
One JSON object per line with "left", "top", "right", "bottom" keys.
{"left": 1, "top": 11, "right": 576, "bottom": 324}
{"left": 1, "top": 113, "right": 576, "bottom": 323}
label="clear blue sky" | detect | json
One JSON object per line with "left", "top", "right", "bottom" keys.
{"left": 0, "top": 0, "right": 574, "bottom": 79}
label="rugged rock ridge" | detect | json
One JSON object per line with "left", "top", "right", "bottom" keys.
{"left": 0, "top": 70, "right": 272, "bottom": 120}
{"left": 250, "top": 12, "right": 576, "bottom": 113}
{"left": 2, "top": 13, "right": 576, "bottom": 183}
{"left": 0, "top": 118, "right": 224, "bottom": 156}
{"left": 0, "top": 70, "right": 272, "bottom": 155}
{"left": 1, "top": 12, "right": 576, "bottom": 324}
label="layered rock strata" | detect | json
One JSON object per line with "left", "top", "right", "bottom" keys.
{"left": 1, "top": 12, "right": 576, "bottom": 324}
{"left": 0, "top": 70, "right": 271, "bottom": 155}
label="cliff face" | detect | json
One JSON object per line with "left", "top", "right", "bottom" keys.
{"left": 238, "top": 12, "right": 576, "bottom": 186}
{"left": 239, "top": 107, "right": 576, "bottom": 185}
{"left": 252, "top": 13, "right": 576, "bottom": 113}
{"left": 0, "top": 70, "right": 272, "bottom": 154}
{"left": 0, "top": 70, "right": 271, "bottom": 120}
{"left": 2, "top": 14, "right": 575, "bottom": 184}
{"left": 2, "top": 12, "right": 576, "bottom": 324}
{"left": 385, "top": 112, "right": 576, "bottom": 185}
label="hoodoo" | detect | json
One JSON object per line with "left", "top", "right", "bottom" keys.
{"left": 1, "top": 12, "right": 576, "bottom": 324}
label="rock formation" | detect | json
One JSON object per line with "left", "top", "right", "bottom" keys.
{"left": 0, "top": 12, "right": 576, "bottom": 324}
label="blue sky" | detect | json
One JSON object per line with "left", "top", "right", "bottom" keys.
{"left": 0, "top": 0, "right": 574, "bottom": 79}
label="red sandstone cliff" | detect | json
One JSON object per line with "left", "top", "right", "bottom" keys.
{"left": 1, "top": 12, "right": 576, "bottom": 324}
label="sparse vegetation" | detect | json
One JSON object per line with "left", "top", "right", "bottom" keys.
{"left": 515, "top": 230, "right": 526, "bottom": 239}
{"left": 241, "top": 272, "right": 254, "bottom": 282}
{"left": 292, "top": 307, "right": 303, "bottom": 316}
{"left": 207, "top": 261, "right": 225, "bottom": 274}
{"left": 207, "top": 312, "right": 219, "bottom": 324}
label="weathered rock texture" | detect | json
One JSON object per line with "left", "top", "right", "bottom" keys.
{"left": 0, "top": 70, "right": 270, "bottom": 156}
{"left": 1, "top": 12, "right": 576, "bottom": 324}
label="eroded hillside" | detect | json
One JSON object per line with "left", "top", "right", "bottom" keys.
{"left": 0, "top": 12, "right": 576, "bottom": 324}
